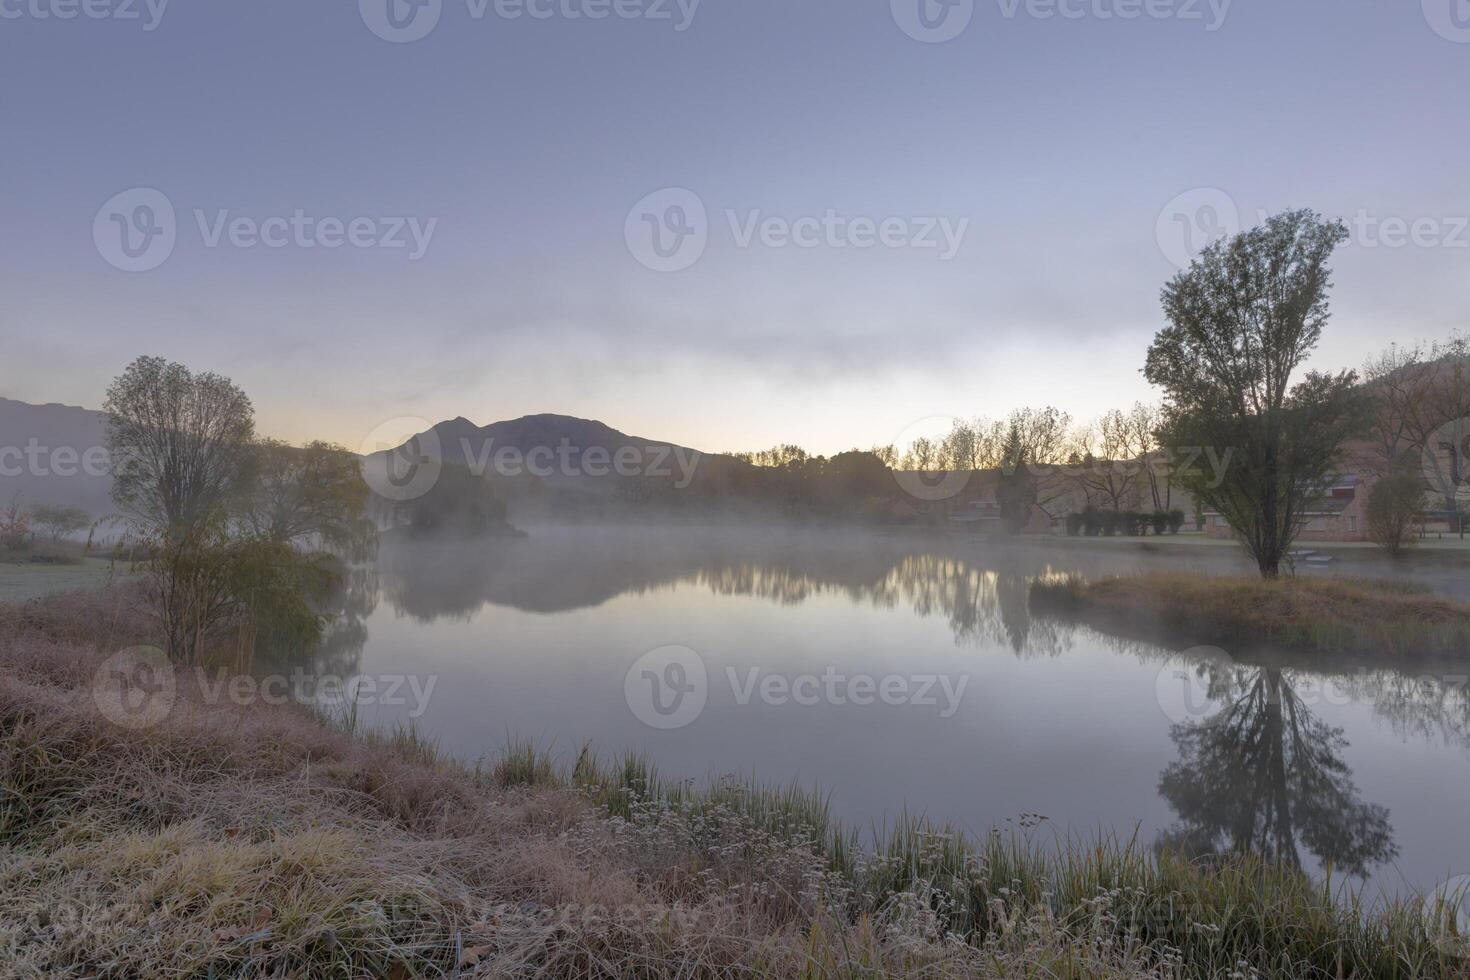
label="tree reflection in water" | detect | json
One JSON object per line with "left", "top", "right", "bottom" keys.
{"left": 1157, "top": 667, "right": 1398, "bottom": 876}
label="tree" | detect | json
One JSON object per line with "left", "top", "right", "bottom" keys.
{"left": 242, "top": 440, "right": 373, "bottom": 554}
{"left": 1076, "top": 407, "right": 1148, "bottom": 512}
{"left": 1145, "top": 210, "right": 1370, "bottom": 578}
{"left": 902, "top": 436, "right": 936, "bottom": 472}
{"left": 105, "top": 356, "right": 256, "bottom": 531}
{"left": 0, "top": 496, "right": 31, "bottom": 551}
{"left": 1158, "top": 667, "right": 1396, "bottom": 875}
{"left": 395, "top": 462, "right": 519, "bottom": 536}
{"left": 1365, "top": 472, "right": 1423, "bottom": 555}
{"left": 1363, "top": 333, "right": 1470, "bottom": 531}
{"left": 995, "top": 425, "right": 1036, "bottom": 532}
{"left": 29, "top": 503, "right": 91, "bottom": 542}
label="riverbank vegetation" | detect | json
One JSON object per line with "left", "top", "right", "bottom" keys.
{"left": 1029, "top": 572, "right": 1470, "bottom": 658}
{"left": 3, "top": 584, "right": 1467, "bottom": 978}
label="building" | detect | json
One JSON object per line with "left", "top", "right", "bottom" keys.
{"left": 1203, "top": 474, "right": 1371, "bottom": 542}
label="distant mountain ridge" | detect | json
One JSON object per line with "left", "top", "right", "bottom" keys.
{"left": 401, "top": 413, "right": 706, "bottom": 473}
{"left": 0, "top": 396, "right": 113, "bottom": 516}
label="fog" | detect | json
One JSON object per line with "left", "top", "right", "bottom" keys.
{"left": 276, "top": 523, "right": 1470, "bottom": 899}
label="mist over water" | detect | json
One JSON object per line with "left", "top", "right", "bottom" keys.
{"left": 304, "top": 525, "right": 1470, "bottom": 898}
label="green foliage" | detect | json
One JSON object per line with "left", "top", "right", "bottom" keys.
{"left": 1145, "top": 210, "right": 1370, "bottom": 577}
{"left": 1366, "top": 472, "right": 1425, "bottom": 555}
{"left": 1167, "top": 509, "right": 1186, "bottom": 533}
{"left": 244, "top": 439, "right": 375, "bottom": 556}
{"left": 104, "top": 357, "right": 370, "bottom": 661}
{"left": 395, "top": 462, "right": 516, "bottom": 536}
{"left": 104, "top": 355, "right": 256, "bottom": 530}
{"left": 27, "top": 504, "right": 90, "bottom": 542}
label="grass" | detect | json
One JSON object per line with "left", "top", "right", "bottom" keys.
{"left": 1029, "top": 572, "right": 1470, "bottom": 659}
{"left": 1, "top": 585, "right": 1468, "bottom": 977}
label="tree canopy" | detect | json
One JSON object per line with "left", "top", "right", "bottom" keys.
{"left": 1145, "top": 210, "right": 1369, "bottom": 577}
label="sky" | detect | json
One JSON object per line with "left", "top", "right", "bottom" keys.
{"left": 1, "top": 0, "right": 1466, "bottom": 456}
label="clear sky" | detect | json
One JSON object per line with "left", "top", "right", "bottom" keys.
{"left": 2, "top": 0, "right": 1466, "bottom": 455}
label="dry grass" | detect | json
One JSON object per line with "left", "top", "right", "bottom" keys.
{"left": 1029, "top": 572, "right": 1470, "bottom": 658}
{"left": 1, "top": 585, "right": 1466, "bottom": 978}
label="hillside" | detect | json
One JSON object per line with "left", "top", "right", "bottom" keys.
{"left": 0, "top": 396, "right": 113, "bottom": 517}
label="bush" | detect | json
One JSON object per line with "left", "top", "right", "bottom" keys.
{"left": 1167, "top": 509, "right": 1186, "bottom": 534}
{"left": 1119, "top": 511, "right": 1143, "bottom": 536}
{"left": 1064, "top": 512, "right": 1084, "bottom": 536}
{"left": 1366, "top": 473, "right": 1423, "bottom": 555}
{"left": 1080, "top": 506, "right": 1102, "bottom": 536}
{"left": 1150, "top": 510, "right": 1169, "bottom": 535}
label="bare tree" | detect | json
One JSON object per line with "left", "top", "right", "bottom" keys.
{"left": 105, "top": 356, "right": 256, "bottom": 531}
{"left": 1075, "top": 407, "right": 1148, "bottom": 511}
{"left": 29, "top": 503, "right": 91, "bottom": 542}
{"left": 1365, "top": 334, "right": 1469, "bottom": 528}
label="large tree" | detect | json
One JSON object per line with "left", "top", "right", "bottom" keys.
{"left": 242, "top": 439, "right": 373, "bottom": 554}
{"left": 1145, "top": 210, "right": 1369, "bottom": 578}
{"left": 104, "top": 356, "right": 256, "bottom": 531}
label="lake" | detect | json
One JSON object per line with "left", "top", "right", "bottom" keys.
{"left": 305, "top": 525, "right": 1470, "bottom": 899}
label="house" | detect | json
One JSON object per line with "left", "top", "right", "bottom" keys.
{"left": 1203, "top": 474, "right": 1372, "bottom": 542}
{"left": 947, "top": 493, "right": 1054, "bottom": 535}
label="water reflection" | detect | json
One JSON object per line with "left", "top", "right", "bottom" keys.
{"left": 373, "top": 528, "right": 1079, "bottom": 655}
{"left": 288, "top": 528, "right": 1470, "bottom": 893}
{"left": 1157, "top": 668, "right": 1398, "bottom": 875}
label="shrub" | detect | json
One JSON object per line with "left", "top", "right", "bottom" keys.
{"left": 1167, "top": 509, "right": 1186, "bottom": 533}
{"left": 1080, "top": 506, "right": 1102, "bottom": 536}
{"left": 1150, "top": 510, "right": 1170, "bottom": 535}
{"left": 1064, "top": 512, "right": 1084, "bottom": 536}
{"left": 1366, "top": 473, "right": 1424, "bottom": 555}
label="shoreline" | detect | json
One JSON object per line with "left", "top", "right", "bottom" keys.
{"left": 2, "top": 585, "right": 1468, "bottom": 978}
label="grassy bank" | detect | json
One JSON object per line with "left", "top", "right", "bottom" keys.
{"left": 2, "top": 588, "right": 1467, "bottom": 977}
{"left": 1029, "top": 572, "right": 1470, "bottom": 659}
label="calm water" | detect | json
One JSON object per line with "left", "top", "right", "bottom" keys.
{"left": 307, "top": 526, "right": 1470, "bottom": 897}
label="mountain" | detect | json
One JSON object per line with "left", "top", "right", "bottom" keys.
{"left": 0, "top": 397, "right": 113, "bottom": 517}
{"left": 392, "top": 413, "right": 705, "bottom": 477}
